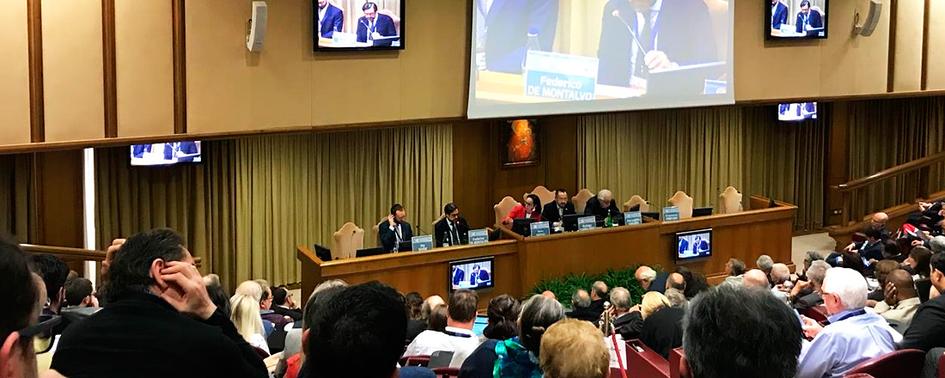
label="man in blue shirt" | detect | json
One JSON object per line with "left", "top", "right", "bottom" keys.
{"left": 796, "top": 267, "right": 902, "bottom": 378}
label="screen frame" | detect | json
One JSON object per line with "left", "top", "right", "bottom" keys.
{"left": 129, "top": 141, "right": 203, "bottom": 167}
{"left": 448, "top": 256, "right": 495, "bottom": 292}
{"left": 764, "top": 0, "right": 830, "bottom": 41}
{"left": 777, "top": 102, "right": 818, "bottom": 122}
{"left": 675, "top": 228, "right": 713, "bottom": 262}
{"left": 312, "top": 0, "right": 406, "bottom": 52}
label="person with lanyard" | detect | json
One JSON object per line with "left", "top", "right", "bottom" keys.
{"left": 796, "top": 268, "right": 901, "bottom": 378}
{"left": 378, "top": 203, "right": 413, "bottom": 252}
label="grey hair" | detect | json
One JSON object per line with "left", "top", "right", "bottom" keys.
{"left": 309, "top": 279, "right": 348, "bottom": 303}
{"left": 806, "top": 261, "right": 830, "bottom": 286}
{"left": 664, "top": 288, "right": 688, "bottom": 308}
{"left": 804, "top": 251, "right": 824, "bottom": 265}
{"left": 519, "top": 294, "right": 566, "bottom": 354}
{"left": 609, "top": 287, "right": 632, "bottom": 311}
{"left": 756, "top": 255, "right": 774, "bottom": 271}
{"left": 572, "top": 289, "right": 591, "bottom": 309}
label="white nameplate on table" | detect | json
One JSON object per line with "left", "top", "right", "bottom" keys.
{"left": 411, "top": 235, "right": 434, "bottom": 251}
{"left": 624, "top": 211, "right": 642, "bottom": 225}
{"left": 468, "top": 229, "right": 489, "bottom": 245}
{"left": 578, "top": 216, "right": 597, "bottom": 231}
{"left": 663, "top": 206, "right": 680, "bottom": 222}
{"left": 530, "top": 221, "right": 551, "bottom": 236}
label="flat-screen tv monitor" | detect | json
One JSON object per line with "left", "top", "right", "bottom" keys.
{"left": 467, "top": 0, "right": 734, "bottom": 119}
{"left": 449, "top": 256, "right": 494, "bottom": 291}
{"left": 130, "top": 141, "right": 201, "bottom": 166}
{"left": 778, "top": 102, "right": 817, "bottom": 121}
{"left": 511, "top": 218, "right": 537, "bottom": 236}
{"left": 766, "top": 0, "right": 828, "bottom": 40}
{"left": 313, "top": 0, "right": 404, "bottom": 51}
{"left": 676, "top": 229, "right": 712, "bottom": 261}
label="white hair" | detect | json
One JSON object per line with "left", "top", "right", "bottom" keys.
{"left": 756, "top": 255, "right": 774, "bottom": 270}
{"left": 770, "top": 263, "right": 790, "bottom": 284}
{"left": 636, "top": 266, "right": 656, "bottom": 281}
{"left": 598, "top": 189, "right": 613, "bottom": 201}
{"left": 821, "top": 267, "right": 868, "bottom": 310}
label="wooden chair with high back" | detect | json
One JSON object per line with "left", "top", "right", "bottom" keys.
{"left": 667, "top": 191, "right": 694, "bottom": 219}
{"left": 372, "top": 216, "right": 388, "bottom": 247}
{"left": 623, "top": 195, "right": 651, "bottom": 212}
{"left": 493, "top": 196, "right": 520, "bottom": 226}
{"left": 572, "top": 189, "right": 595, "bottom": 214}
{"left": 718, "top": 186, "right": 744, "bottom": 214}
{"left": 526, "top": 186, "right": 555, "bottom": 208}
{"left": 331, "top": 222, "right": 364, "bottom": 260}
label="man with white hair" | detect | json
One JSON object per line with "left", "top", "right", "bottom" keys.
{"left": 756, "top": 255, "right": 774, "bottom": 281}
{"left": 796, "top": 268, "right": 901, "bottom": 378}
{"left": 635, "top": 265, "right": 668, "bottom": 294}
{"left": 769, "top": 263, "right": 793, "bottom": 304}
{"left": 609, "top": 287, "right": 642, "bottom": 339}
{"left": 791, "top": 260, "right": 830, "bottom": 310}
{"left": 583, "top": 189, "right": 621, "bottom": 220}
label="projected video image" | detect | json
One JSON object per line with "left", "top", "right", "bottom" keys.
{"left": 677, "top": 229, "right": 712, "bottom": 260}
{"left": 778, "top": 102, "right": 817, "bottom": 121}
{"left": 130, "top": 142, "right": 201, "bottom": 166}
{"left": 450, "top": 258, "right": 494, "bottom": 291}
{"left": 314, "top": 0, "right": 403, "bottom": 50}
{"left": 469, "top": 0, "right": 733, "bottom": 119}
{"left": 768, "top": 0, "right": 828, "bottom": 39}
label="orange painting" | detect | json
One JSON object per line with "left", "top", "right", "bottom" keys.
{"left": 502, "top": 119, "right": 539, "bottom": 167}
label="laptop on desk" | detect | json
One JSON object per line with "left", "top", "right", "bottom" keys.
{"left": 356, "top": 247, "right": 388, "bottom": 258}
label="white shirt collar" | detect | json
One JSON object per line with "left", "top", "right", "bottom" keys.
{"left": 444, "top": 326, "right": 475, "bottom": 337}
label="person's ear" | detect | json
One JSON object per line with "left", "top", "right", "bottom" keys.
{"left": 301, "top": 329, "right": 310, "bottom": 356}
{"left": 150, "top": 259, "right": 168, "bottom": 290}
{"left": 0, "top": 332, "right": 22, "bottom": 378}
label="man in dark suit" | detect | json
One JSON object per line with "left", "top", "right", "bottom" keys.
{"left": 541, "top": 189, "right": 576, "bottom": 227}
{"left": 899, "top": 253, "right": 945, "bottom": 354}
{"left": 435, "top": 203, "right": 470, "bottom": 247}
{"left": 315, "top": 0, "right": 344, "bottom": 38}
{"left": 482, "top": 0, "right": 560, "bottom": 74}
{"left": 452, "top": 267, "right": 466, "bottom": 287}
{"left": 771, "top": 0, "right": 789, "bottom": 30}
{"left": 356, "top": 2, "right": 397, "bottom": 46}
{"left": 597, "top": 0, "right": 717, "bottom": 87}
{"left": 270, "top": 287, "right": 302, "bottom": 321}
{"left": 50, "top": 229, "right": 268, "bottom": 378}
{"left": 177, "top": 141, "right": 200, "bottom": 162}
{"left": 584, "top": 189, "right": 621, "bottom": 219}
{"left": 794, "top": 1, "right": 823, "bottom": 35}
{"left": 378, "top": 203, "right": 413, "bottom": 252}
{"left": 566, "top": 289, "right": 600, "bottom": 323}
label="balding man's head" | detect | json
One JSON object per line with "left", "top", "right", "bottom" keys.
{"left": 887, "top": 269, "right": 917, "bottom": 300}
{"left": 770, "top": 264, "right": 790, "bottom": 284}
{"left": 742, "top": 269, "right": 770, "bottom": 289}
{"left": 598, "top": 189, "right": 613, "bottom": 202}
{"left": 572, "top": 289, "right": 591, "bottom": 309}
{"left": 542, "top": 291, "right": 557, "bottom": 300}
{"left": 871, "top": 212, "right": 889, "bottom": 228}
{"left": 635, "top": 266, "right": 657, "bottom": 289}
{"left": 591, "top": 281, "right": 608, "bottom": 300}
{"left": 667, "top": 272, "right": 686, "bottom": 291}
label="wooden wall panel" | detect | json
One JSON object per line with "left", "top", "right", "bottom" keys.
{"left": 818, "top": 0, "right": 891, "bottom": 96}
{"left": 41, "top": 0, "right": 105, "bottom": 142}
{"left": 927, "top": 0, "right": 945, "bottom": 90}
{"left": 0, "top": 0, "right": 32, "bottom": 145}
{"left": 114, "top": 0, "right": 175, "bottom": 137}
{"left": 892, "top": 0, "right": 924, "bottom": 91}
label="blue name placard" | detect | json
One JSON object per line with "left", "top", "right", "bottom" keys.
{"left": 468, "top": 229, "right": 489, "bottom": 245}
{"left": 524, "top": 51, "right": 599, "bottom": 101}
{"left": 663, "top": 207, "right": 680, "bottom": 222}
{"left": 624, "top": 211, "right": 642, "bottom": 225}
{"left": 530, "top": 221, "right": 551, "bottom": 237}
{"left": 411, "top": 235, "right": 434, "bottom": 251}
{"left": 578, "top": 216, "right": 597, "bottom": 231}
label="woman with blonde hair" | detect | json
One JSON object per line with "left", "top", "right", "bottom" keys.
{"left": 640, "top": 291, "right": 671, "bottom": 320}
{"left": 231, "top": 280, "right": 269, "bottom": 355}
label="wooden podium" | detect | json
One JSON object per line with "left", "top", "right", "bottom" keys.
{"left": 298, "top": 195, "right": 796, "bottom": 307}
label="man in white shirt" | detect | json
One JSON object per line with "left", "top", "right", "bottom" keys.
{"left": 874, "top": 269, "right": 922, "bottom": 332}
{"left": 404, "top": 289, "right": 482, "bottom": 368}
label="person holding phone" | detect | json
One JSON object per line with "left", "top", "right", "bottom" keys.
{"left": 379, "top": 203, "right": 414, "bottom": 252}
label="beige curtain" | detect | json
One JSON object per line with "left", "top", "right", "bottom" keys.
{"left": 0, "top": 154, "right": 37, "bottom": 242}
{"left": 95, "top": 124, "right": 452, "bottom": 289}
{"left": 578, "top": 105, "right": 828, "bottom": 231}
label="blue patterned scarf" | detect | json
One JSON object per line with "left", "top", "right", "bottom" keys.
{"left": 492, "top": 337, "right": 542, "bottom": 378}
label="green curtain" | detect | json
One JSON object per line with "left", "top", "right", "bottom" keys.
{"left": 0, "top": 154, "right": 36, "bottom": 243}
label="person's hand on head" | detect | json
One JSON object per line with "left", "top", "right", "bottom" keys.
{"left": 102, "top": 238, "right": 127, "bottom": 275}
{"left": 156, "top": 261, "right": 217, "bottom": 320}
{"left": 883, "top": 281, "right": 898, "bottom": 306}
{"left": 388, "top": 214, "right": 396, "bottom": 225}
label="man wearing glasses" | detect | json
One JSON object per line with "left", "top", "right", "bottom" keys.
{"left": 435, "top": 203, "right": 470, "bottom": 248}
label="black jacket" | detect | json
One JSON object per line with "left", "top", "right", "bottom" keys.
{"left": 640, "top": 307, "right": 685, "bottom": 359}
{"left": 51, "top": 293, "right": 267, "bottom": 378}
{"left": 434, "top": 217, "right": 470, "bottom": 247}
{"left": 567, "top": 306, "right": 600, "bottom": 323}
{"left": 272, "top": 305, "right": 302, "bottom": 321}
{"left": 378, "top": 219, "right": 413, "bottom": 252}
{"left": 613, "top": 311, "right": 643, "bottom": 340}
{"left": 583, "top": 196, "right": 621, "bottom": 219}
{"left": 541, "top": 202, "right": 576, "bottom": 224}
{"left": 899, "top": 294, "right": 945, "bottom": 351}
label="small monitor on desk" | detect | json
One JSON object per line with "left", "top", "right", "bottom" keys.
{"left": 692, "top": 207, "right": 713, "bottom": 217}
{"left": 312, "top": 244, "right": 332, "bottom": 261}
{"left": 676, "top": 229, "right": 712, "bottom": 261}
{"left": 397, "top": 241, "right": 413, "bottom": 252}
{"left": 511, "top": 218, "right": 537, "bottom": 236}
{"left": 449, "top": 256, "right": 494, "bottom": 291}
{"left": 356, "top": 247, "right": 388, "bottom": 258}
{"left": 562, "top": 214, "right": 581, "bottom": 232}
{"left": 641, "top": 212, "right": 660, "bottom": 221}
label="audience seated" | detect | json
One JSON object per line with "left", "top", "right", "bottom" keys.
{"left": 566, "top": 289, "right": 598, "bottom": 323}
{"left": 899, "top": 253, "right": 945, "bottom": 352}
{"left": 742, "top": 269, "right": 770, "bottom": 289}
{"left": 539, "top": 319, "right": 609, "bottom": 378}
{"left": 904, "top": 246, "right": 933, "bottom": 279}
{"left": 684, "top": 284, "right": 802, "bottom": 378}
{"left": 869, "top": 260, "right": 901, "bottom": 305}
{"left": 797, "top": 252, "right": 824, "bottom": 281}
{"left": 404, "top": 292, "right": 425, "bottom": 343}
{"left": 50, "top": 229, "right": 268, "bottom": 377}
{"left": 756, "top": 254, "right": 774, "bottom": 282}
{"left": 796, "top": 267, "right": 901, "bottom": 378}
{"left": 634, "top": 266, "right": 667, "bottom": 294}
{"left": 231, "top": 281, "right": 270, "bottom": 355}
{"left": 664, "top": 288, "right": 689, "bottom": 309}
{"left": 460, "top": 294, "right": 565, "bottom": 377}
{"left": 770, "top": 263, "right": 793, "bottom": 303}
{"left": 874, "top": 269, "right": 921, "bottom": 332}
{"left": 29, "top": 254, "right": 69, "bottom": 321}
{"left": 791, "top": 261, "right": 829, "bottom": 310}
{"left": 420, "top": 294, "right": 445, "bottom": 321}
{"left": 483, "top": 294, "right": 520, "bottom": 341}
{"left": 303, "top": 282, "right": 434, "bottom": 378}
{"left": 63, "top": 277, "right": 96, "bottom": 309}
{"left": 271, "top": 286, "right": 302, "bottom": 321}
{"left": 666, "top": 272, "right": 686, "bottom": 292}
{"left": 609, "top": 287, "right": 642, "bottom": 340}
{"left": 722, "top": 258, "right": 746, "bottom": 286}
{"left": 278, "top": 279, "right": 348, "bottom": 378}
{"left": 541, "top": 291, "right": 557, "bottom": 300}
{"left": 428, "top": 304, "right": 448, "bottom": 333}
{"left": 639, "top": 291, "right": 682, "bottom": 358}
{"left": 404, "top": 289, "right": 481, "bottom": 368}
{"left": 256, "top": 280, "right": 291, "bottom": 330}
{"left": 588, "top": 281, "right": 608, "bottom": 318}
{"left": 203, "top": 274, "right": 232, "bottom": 317}
{"left": 675, "top": 266, "right": 710, "bottom": 299}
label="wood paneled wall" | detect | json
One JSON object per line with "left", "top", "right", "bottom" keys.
{"left": 0, "top": 0, "right": 31, "bottom": 145}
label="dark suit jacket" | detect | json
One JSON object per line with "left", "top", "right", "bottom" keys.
{"left": 541, "top": 202, "right": 576, "bottom": 224}
{"left": 434, "top": 217, "right": 470, "bottom": 247}
{"left": 589, "top": 299, "right": 606, "bottom": 319}
{"left": 272, "top": 305, "right": 302, "bottom": 321}
{"left": 406, "top": 319, "right": 427, "bottom": 344}
{"left": 899, "top": 294, "right": 945, "bottom": 351}
{"left": 613, "top": 311, "right": 644, "bottom": 340}
{"left": 356, "top": 14, "right": 397, "bottom": 45}
{"left": 378, "top": 219, "right": 413, "bottom": 252}
{"left": 794, "top": 10, "right": 823, "bottom": 34}
{"left": 177, "top": 142, "right": 199, "bottom": 162}
{"left": 51, "top": 293, "right": 267, "bottom": 378}
{"left": 583, "top": 196, "right": 621, "bottom": 219}
{"left": 483, "top": 0, "right": 560, "bottom": 74}
{"left": 640, "top": 307, "right": 684, "bottom": 359}
{"left": 597, "top": 0, "right": 717, "bottom": 87}
{"left": 648, "top": 271, "right": 669, "bottom": 294}
{"left": 567, "top": 306, "right": 601, "bottom": 323}
{"left": 771, "top": 2, "right": 789, "bottom": 29}
{"left": 857, "top": 240, "right": 884, "bottom": 262}
{"left": 317, "top": 3, "right": 344, "bottom": 38}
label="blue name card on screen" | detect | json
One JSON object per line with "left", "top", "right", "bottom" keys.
{"left": 663, "top": 207, "right": 680, "bottom": 222}
{"left": 624, "top": 211, "right": 642, "bottom": 225}
{"left": 468, "top": 229, "right": 489, "bottom": 245}
{"left": 530, "top": 221, "right": 551, "bottom": 236}
{"left": 524, "top": 51, "right": 599, "bottom": 101}
{"left": 578, "top": 216, "right": 597, "bottom": 231}
{"left": 411, "top": 235, "right": 434, "bottom": 251}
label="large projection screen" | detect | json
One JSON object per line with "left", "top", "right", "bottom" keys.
{"left": 467, "top": 0, "right": 734, "bottom": 119}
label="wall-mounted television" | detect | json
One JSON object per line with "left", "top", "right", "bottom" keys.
{"left": 676, "top": 229, "right": 712, "bottom": 261}
{"left": 778, "top": 102, "right": 817, "bottom": 121}
{"left": 766, "top": 0, "right": 828, "bottom": 40}
{"left": 130, "top": 141, "right": 202, "bottom": 166}
{"left": 313, "top": 0, "right": 405, "bottom": 51}
{"left": 449, "top": 256, "right": 494, "bottom": 291}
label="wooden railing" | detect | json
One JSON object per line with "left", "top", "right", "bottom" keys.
{"left": 20, "top": 244, "right": 202, "bottom": 268}
{"left": 831, "top": 151, "right": 945, "bottom": 225}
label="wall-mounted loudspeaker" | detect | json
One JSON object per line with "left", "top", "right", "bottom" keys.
{"left": 853, "top": 0, "right": 883, "bottom": 37}
{"left": 246, "top": 1, "right": 268, "bottom": 52}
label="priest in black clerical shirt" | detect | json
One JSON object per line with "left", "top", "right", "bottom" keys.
{"left": 435, "top": 203, "right": 470, "bottom": 247}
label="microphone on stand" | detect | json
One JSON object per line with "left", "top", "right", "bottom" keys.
{"left": 612, "top": 10, "right": 649, "bottom": 56}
